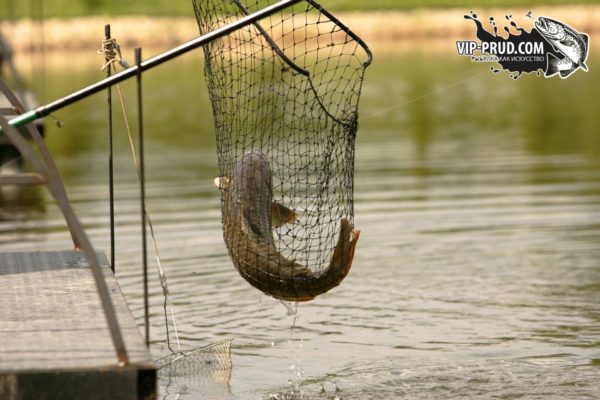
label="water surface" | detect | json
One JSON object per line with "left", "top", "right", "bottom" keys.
{"left": 1, "top": 42, "right": 600, "bottom": 399}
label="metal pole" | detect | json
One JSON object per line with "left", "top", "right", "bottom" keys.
{"left": 1, "top": 0, "right": 303, "bottom": 131}
{"left": 136, "top": 47, "right": 150, "bottom": 347}
{"left": 105, "top": 24, "right": 116, "bottom": 273}
{"left": 0, "top": 116, "right": 129, "bottom": 366}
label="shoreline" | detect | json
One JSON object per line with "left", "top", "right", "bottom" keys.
{"left": 2, "top": 5, "right": 599, "bottom": 54}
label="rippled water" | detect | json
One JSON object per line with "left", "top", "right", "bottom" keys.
{"left": 1, "top": 42, "right": 600, "bottom": 399}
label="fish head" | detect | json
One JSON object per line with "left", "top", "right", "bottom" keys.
{"left": 535, "top": 17, "right": 566, "bottom": 41}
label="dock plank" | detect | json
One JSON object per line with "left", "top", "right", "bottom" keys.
{"left": 0, "top": 250, "right": 155, "bottom": 399}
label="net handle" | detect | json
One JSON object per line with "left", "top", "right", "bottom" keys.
{"left": 0, "top": 0, "right": 305, "bottom": 133}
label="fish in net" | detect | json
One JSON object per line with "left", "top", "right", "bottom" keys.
{"left": 194, "top": 0, "right": 372, "bottom": 301}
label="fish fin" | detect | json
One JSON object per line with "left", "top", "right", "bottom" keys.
{"left": 560, "top": 37, "right": 576, "bottom": 47}
{"left": 271, "top": 202, "right": 299, "bottom": 228}
{"left": 545, "top": 53, "right": 561, "bottom": 77}
{"left": 559, "top": 69, "right": 574, "bottom": 78}
{"left": 578, "top": 34, "right": 590, "bottom": 72}
{"left": 351, "top": 229, "right": 361, "bottom": 244}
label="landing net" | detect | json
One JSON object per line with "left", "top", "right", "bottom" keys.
{"left": 194, "top": 0, "right": 371, "bottom": 301}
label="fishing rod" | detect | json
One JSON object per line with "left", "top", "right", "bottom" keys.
{"left": 0, "top": 0, "right": 303, "bottom": 133}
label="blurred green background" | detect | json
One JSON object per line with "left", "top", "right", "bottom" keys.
{"left": 0, "top": 0, "right": 597, "bottom": 18}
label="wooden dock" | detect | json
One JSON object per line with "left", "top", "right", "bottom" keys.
{"left": 0, "top": 250, "right": 156, "bottom": 400}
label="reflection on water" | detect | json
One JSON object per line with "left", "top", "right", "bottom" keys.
{"left": 1, "top": 44, "right": 600, "bottom": 399}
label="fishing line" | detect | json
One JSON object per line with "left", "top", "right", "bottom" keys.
{"left": 101, "top": 43, "right": 182, "bottom": 353}
{"left": 362, "top": 70, "right": 488, "bottom": 120}
{"left": 114, "top": 81, "right": 182, "bottom": 353}
{"left": 113, "top": 77, "right": 233, "bottom": 376}
{"left": 44, "top": 99, "right": 100, "bottom": 131}
{"left": 254, "top": 2, "right": 488, "bottom": 122}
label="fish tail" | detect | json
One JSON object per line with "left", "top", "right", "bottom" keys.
{"left": 546, "top": 53, "right": 561, "bottom": 77}
{"left": 559, "top": 69, "right": 573, "bottom": 78}
{"left": 275, "top": 218, "right": 360, "bottom": 301}
{"left": 315, "top": 219, "right": 360, "bottom": 288}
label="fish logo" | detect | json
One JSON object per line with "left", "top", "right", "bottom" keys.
{"left": 457, "top": 11, "right": 590, "bottom": 79}
{"left": 534, "top": 17, "right": 589, "bottom": 78}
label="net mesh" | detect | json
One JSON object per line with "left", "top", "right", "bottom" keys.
{"left": 156, "top": 339, "right": 233, "bottom": 382}
{"left": 194, "top": 0, "right": 371, "bottom": 301}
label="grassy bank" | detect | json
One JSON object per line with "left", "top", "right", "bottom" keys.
{"left": 0, "top": 0, "right": 598, "bottom": 18}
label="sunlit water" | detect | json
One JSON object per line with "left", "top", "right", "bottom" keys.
{"left": 1, "top": 41, "right": 600, "bottom": 399}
